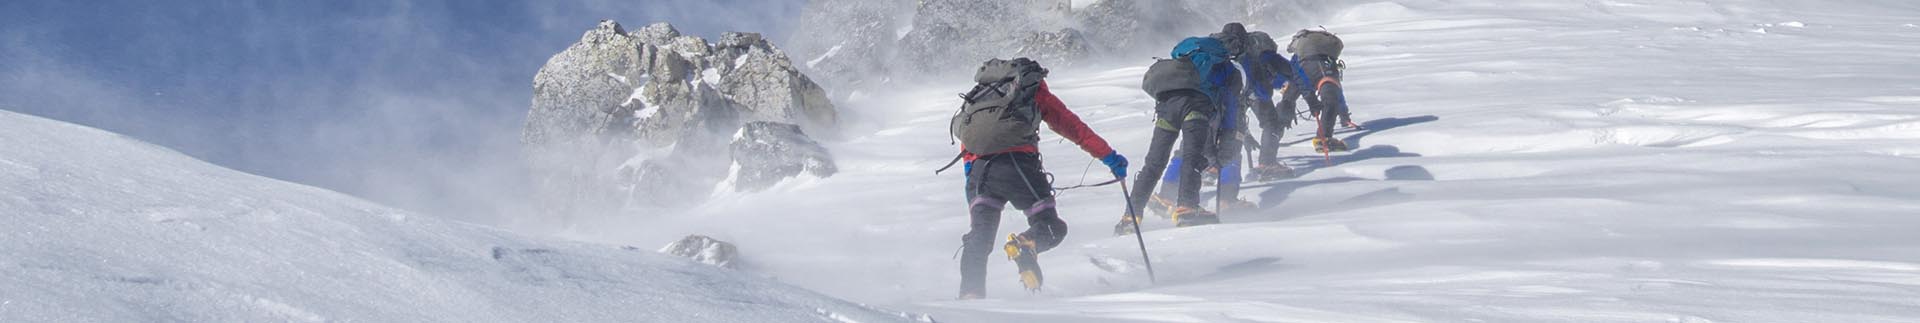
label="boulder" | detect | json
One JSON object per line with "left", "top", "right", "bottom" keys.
{"left": 728, "top": 122, "right": 836, "bottom": 192}
{"left": 523, "top": 20, "right": 840, "bottom": 218}
{"left": 658, "top": 235, "right": 740, "bottom": 269}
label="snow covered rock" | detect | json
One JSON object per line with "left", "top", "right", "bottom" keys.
{"left": 711, "top": 32, "right": 838, "bottom": 134}
{"left": 523, "top": 20, "right": 839, "bottom": 217}
{"left": 1071, "top": 0, "right": 1205, "bottom": 55}
{"left": 728, "top": 121, "right": 837, "bottom": 192}
{"left": 787, "top": 0, "right": 913, "bottom": 92}
{"left": 1012, "top": 28, "right": 1093, "bottom": 69}
{"left": 789, "top": 0, "right": 1351, "bottom": 91}
{"left": 0, "top": 110, "right": 912, "bottom": 322}
{"left": 895, "top": 0, "right": 1076, "bottom": 81}
{"left": 658, "top": 235, "right": 740, "bottom": 269}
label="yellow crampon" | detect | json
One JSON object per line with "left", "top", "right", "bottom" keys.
{"left": 1004, "top": 233, "right": 1042, "bottom": 291}
{"left": 1170, "top": 206, "right": 1219, "bottom": 227}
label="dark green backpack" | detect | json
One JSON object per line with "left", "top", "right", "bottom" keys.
{"left": 950, "top": 58, "right": 1049, "bottom": 156}
{"left": 1249, "top": 31, "right": 1280, "bottom": 55}
{"left": 1288, "top": 28, "right": 1344, "bottom": 60}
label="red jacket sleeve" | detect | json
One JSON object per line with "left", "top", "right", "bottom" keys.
{"left": 1034, "top": 81, "right": 1116, "bottom": 158}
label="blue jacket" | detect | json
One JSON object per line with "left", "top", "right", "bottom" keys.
{"left": 1207, "top": 59, "right": 1242, "bottom": 130}
{"left": 1255, "top": 51, "right": 1311, "bottom": 103}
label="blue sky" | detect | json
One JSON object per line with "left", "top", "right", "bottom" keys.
{"left": 0, "top": 0, "right": 804, "bottom": 222}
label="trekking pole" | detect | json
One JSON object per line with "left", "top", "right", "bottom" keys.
{"left": 1117, "top": 180, "right": 1158, "bottom": 285}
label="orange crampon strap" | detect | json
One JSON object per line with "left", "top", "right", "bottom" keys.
{"left": 1316, "top": 76, "right": 1340, "bottom": 90}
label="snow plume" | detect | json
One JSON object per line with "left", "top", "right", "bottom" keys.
{"left": 0, "top": 0, "right": 804, "bottom": 230}
{"left": 784, "top": 0, "right": 1353, "bottom": 95}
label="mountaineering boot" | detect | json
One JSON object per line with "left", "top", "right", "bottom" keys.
{"left": 1313, "top": 137, "right": 1350, "bottom": 153}
{"left": 1250, "top": 164, "right": 1294, "bottom": 182}
{"left": 1219, "top": 198, "right": 1258, "bottom": 214}
{"left": 1342, "top": 117, "right": 1364, "bottom": 130}
{"left": 1147, "top": 193, "right": 1177, "bottom": 218}
{"left": 1171, "top": 206, "right": 1220, "bottom": 227}
{"left": 1113, "top": 214, "right": 1140, "bottom": 236}
{"left": 1004, "top": 233, "right": 1043, "bottom": 291}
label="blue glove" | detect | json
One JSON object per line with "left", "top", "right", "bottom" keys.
{"left": 962, "top": 160, "right": 973, "bottom": 175}
{"left": 1101, "top": 152, "right": 1129, "bottom": 179}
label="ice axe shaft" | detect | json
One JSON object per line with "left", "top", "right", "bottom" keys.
{"left": 1117, "top": 180, "right": 1157, "bottom": 285}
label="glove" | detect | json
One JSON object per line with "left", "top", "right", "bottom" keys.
{"left": 962, "top": 160, "right": 973, "bottom": 175}
{"left": 1101, "top": 152, "right": 1129, "bottom": 179}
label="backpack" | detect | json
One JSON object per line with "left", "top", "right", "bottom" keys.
{"left": 1288, "top": 28, "right": 1343, "bottom": 60}
{"left": 1142, "top": 37, "right": 1229, "bottom": 102}
{"left": 1248, "top": 31, "right": 1280, "bottom": 56}
{"left": 950, "top": 58, "right": 1049, "bottom": 156}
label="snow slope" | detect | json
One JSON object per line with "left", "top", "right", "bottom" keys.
{"left": 0, "top": 109, "right": 916, "bottom": 322}
{"left": 554, "top": 0, "right": 1920, "bottom": 322}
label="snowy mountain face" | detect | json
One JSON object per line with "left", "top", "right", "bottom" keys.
{"left": 554, "top": 0, "right": 1920, "bottom": 321}
{"left": 13, "top": 0, "right": 1920, "bottom": 321}
{"left": 788, "top": 0, "right": 1349, "bottom": 95}
{"left": 0, "top": 109, "right": 911, "bottom": 322}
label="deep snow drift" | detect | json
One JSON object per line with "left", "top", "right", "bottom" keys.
{"left": 0, "top": 110, "right": 913, "bottom": 322}
{"left": 555, "top": 0, "right": 1920, "bottom": 322}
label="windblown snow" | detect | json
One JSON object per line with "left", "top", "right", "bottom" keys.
{"left": 560, "top": 0, "right": 1920, "bottom": 322}
{"left": 10, "top": 0, "right": 1920, "bottom": 322}
{"left": 0, "top": 109, "right": 912, "bottom": 322}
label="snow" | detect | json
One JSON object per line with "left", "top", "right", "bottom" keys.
{"left": 14, "top": 0, "right": 1920, "bottom": 321}
{"left": 0, "top": 110, "right": 912, "bottom": 322}
{"left": 701, "top": 68, "right": 723, "bottom": 86}
{"left": 1068, "top": 0, "right": 1101, "bottom": 10}
{"left": 808, "top": 44, "right": 845, "bottom": 69}
{"left": 624, "top": 84, "right": 661, "bottom": 121}
{"left": 555, "top": 0, "right": 1920, "bottom": 322}
{"left": 619, "top": 75, "right": 661, "bottom": 122}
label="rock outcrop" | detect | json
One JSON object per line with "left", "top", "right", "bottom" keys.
{"left": 787, "top": 0, "right": 1349, "bottom": 92}
{"left": 728, "top": 122, "right": 836, "bottom": 193}
{"left": 524, "top": 20, "right": 838, "bottom": 218}
{"left": 658, "top": 235, "right": 740, "bottom": 269}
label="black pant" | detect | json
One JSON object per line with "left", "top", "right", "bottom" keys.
{"left": 1279, "top": 55, "right": 1349, "bottom": 139}
{"left": 1128, "top": 93, "right": 1215, "bottom": 214}
{"left": 1249, "top": 87, "right": 1289, "bottom": 167}
{"left": 960, "top": 152, "right": 1066, "bottom": 296}
{"left": 1300, "top": 55, "right": 1349, "bottom": 138}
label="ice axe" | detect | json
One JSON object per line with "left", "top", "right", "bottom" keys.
{"left": 1117, "top": 180, "right": 1158, "bottom": 285}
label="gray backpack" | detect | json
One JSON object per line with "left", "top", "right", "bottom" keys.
{"left": 1288, "top": 29, "right": 1344, "bottom": 60}
{"left": 950, "top": 58, "right": 1049, "bottom": 156}
{"left": 1141, "top": 58, "right": 1206, "bottom": 102}
{"left": 1248, "top": 31, "right": 1280, "bottom": 55}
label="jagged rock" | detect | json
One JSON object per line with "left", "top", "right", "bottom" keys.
{"left": 658, "top": 235, "right": 739, "bottom": 269}
{"left": 1014, "top": 28, "right": 1093, "bottom": 68}
{"left": 523, "top": 20, "right": 840, "bottom": 218}
{"left": 713, "top": 33, "right": 838, "bottom": 136}
{"left": 789, "top": 0, "right": 1352, "bottom": 92}
{"left": 896, "top": 0, "right": 1072, "bottom": 80}
{"left": 1074, "top": 0, "right": 1204, "bottom": 55}
{"left": 728, "top": 122, "right": 836, "bottom": 192}
{"left": 787, "top": 0, "right": 913, "bottom": 93}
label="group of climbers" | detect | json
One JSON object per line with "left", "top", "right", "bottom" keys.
{"left": 943, "top": 24, "right": 1354, "bottom": 299}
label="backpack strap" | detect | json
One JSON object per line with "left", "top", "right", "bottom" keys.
{"left": 933, "top": 151, "right": 966, "bottom": 174}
